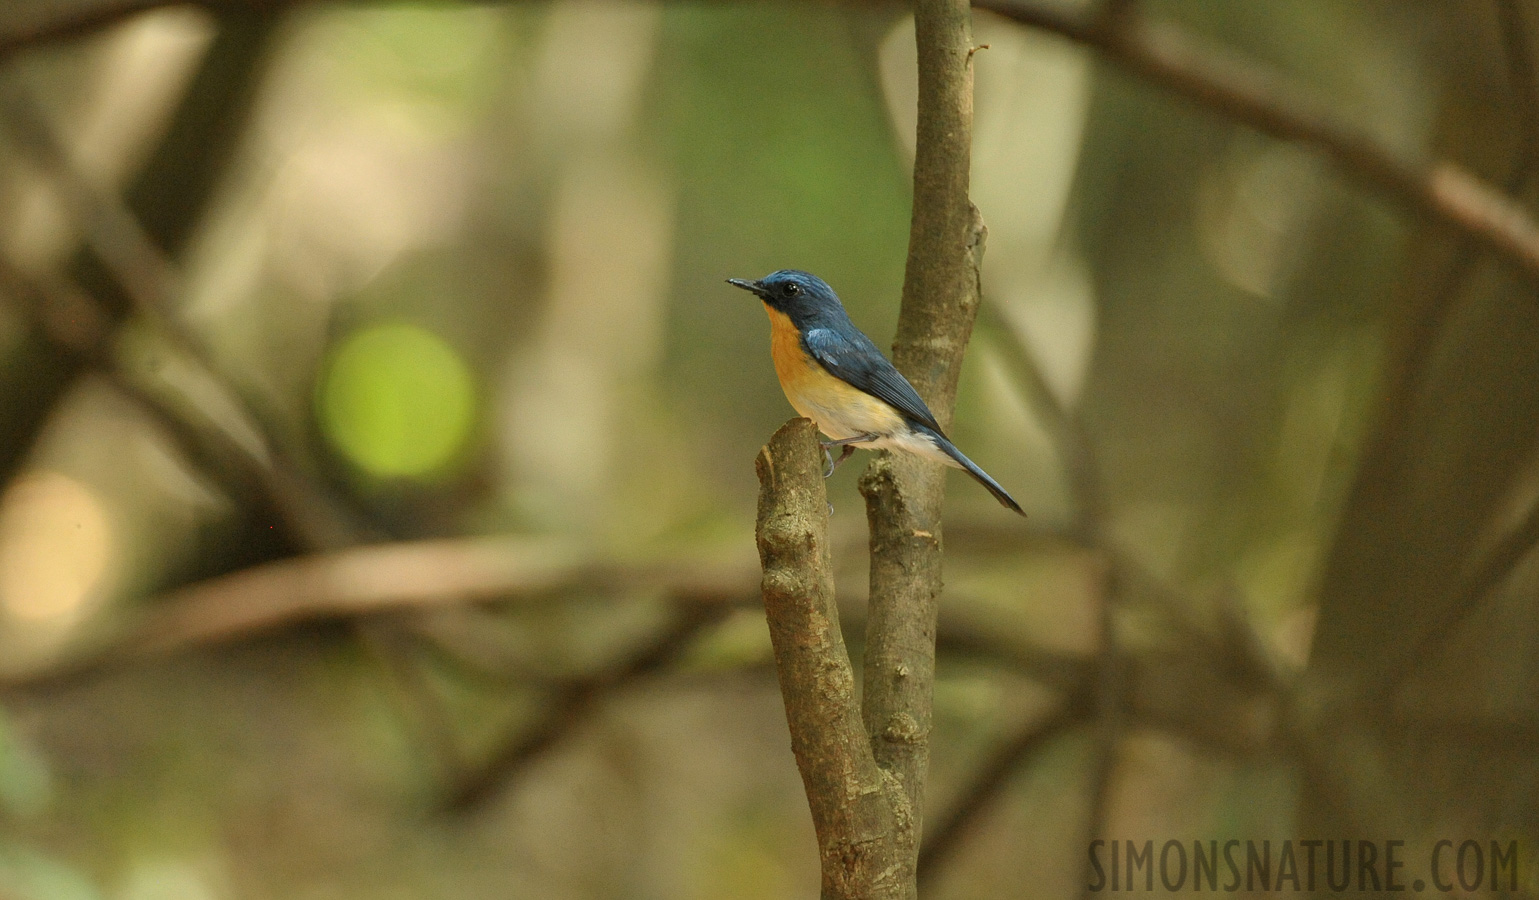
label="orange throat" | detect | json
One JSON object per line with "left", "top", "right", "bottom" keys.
{"left": 761, "top": 303, "right": 903, "bottom": 440}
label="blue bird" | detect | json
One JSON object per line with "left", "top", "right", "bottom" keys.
{"left": 728, "top": 269, "right": 1024, "bottom": 515}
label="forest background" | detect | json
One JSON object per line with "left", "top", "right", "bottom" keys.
{"left": 0, "top": 0, "right": 1536, "bottom": 897}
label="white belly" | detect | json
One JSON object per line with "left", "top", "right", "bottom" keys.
{"left": 856, "top": 427, "right": 961, "bottom": 468}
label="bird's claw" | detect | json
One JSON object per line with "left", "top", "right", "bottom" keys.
{"left": 818, "top": 442, "right": 859, "bottom": 477}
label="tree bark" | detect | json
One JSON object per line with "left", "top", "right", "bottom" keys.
{"left": 753, "top": 0, "right": 983, "bottom": 893}
{"left": 859, "top": 0, "right": 982, "bottom": 864}
{"left": 755, "top": 418, "right": 911, "bottom": 900}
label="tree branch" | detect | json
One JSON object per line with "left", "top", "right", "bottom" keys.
{"left": 13, "top": 0, "right": 1539, "bottom": 286}
{"left": 1379, "top": 494, "right": 1539, "bottom": 696}
{"left": 974, "top": 0, "right": 1539, "bottom": 284}
{"left": 0, "top": 8, "right": 281, "bottom": 488}
{"left": 1363, "top": 0, "right": 1539, "bottom": 699}
{"left": 0, "top": 66, "right": 364, "bottom": 553}
{"left": 0, "top": 0, "right": 177, "bottom": 60}
{"left": 0, "top": 534, "right": 755, "bottom": 693}
{"left": 857, "top": 0, "right": 981, "bottom": 883}
{"left": 756, "top": 418, "right": 911, "bottom": 899}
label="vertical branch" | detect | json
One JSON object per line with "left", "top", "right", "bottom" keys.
{"left": 858, "top": 0, "right": 982, "bottom": 867}
{"left": 756, "top": 418, "right": 909, "bottom": 900}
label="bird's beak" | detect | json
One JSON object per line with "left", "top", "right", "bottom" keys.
{"left": 726, "top": 277, "right": 767, "bottom": 299}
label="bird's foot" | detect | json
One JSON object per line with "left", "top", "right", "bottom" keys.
{"left": 818, "top": 434, "right": 876, "bottom": 477}
{"left": 820, "top": 444, "right": 857, "bottom": 477}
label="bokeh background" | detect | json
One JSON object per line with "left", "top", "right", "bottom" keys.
{"left": 0, "top": 0, "right": 1536, "bottom": 897}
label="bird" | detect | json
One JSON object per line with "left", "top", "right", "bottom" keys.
{"left": 728, "top": 269, "right": 1024, "bottom": 515}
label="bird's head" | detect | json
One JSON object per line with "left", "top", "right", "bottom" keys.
{"left": 727, "top": 270, "right": 842, "bottom": 321}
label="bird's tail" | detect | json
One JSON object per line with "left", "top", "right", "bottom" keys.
{"left": 914, "top": 424, "right": 1025, "bottom": 516}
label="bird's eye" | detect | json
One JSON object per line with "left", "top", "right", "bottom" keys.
{"left": 783, "top": 283, "right": 801, "bottom": 297}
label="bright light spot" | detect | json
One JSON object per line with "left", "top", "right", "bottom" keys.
{"left": 319, "top": 322, "right": 476, "bottom": 478}
{"left": 0, "top": 472, "right": 113, "bottom": 629}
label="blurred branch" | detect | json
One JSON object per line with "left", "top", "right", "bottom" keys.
{"left": 0, "top": 536, "right": 754, "bottom": 688}
{"left": 1380, "top": 495, "right": 1539, "bottom": 695}
{"left": 0, "top": 260, "right": 376, "bottom": 604}
{"left": 0, "top": 507, "right": 1431, "bottom": 833}
{"left": 1330, "top": 0, "right": 1539, "bottom": 700}
{"left": 3, "top": 527, "right": 1300, "bottom": 765}
{"left": 757, "top": 418, "right": 912, "bottom": 899}
{"left": 980, "top": 304, "right": 1299, "bottom": 680}
{"left": 1496, "top": 0, "right": 1539, "bottom": 164}
{"left": 941, "top": 611, "right": 1288, "bottom": 760}
{"left": 0, "top": 78, "right": 365, "bottom": 551}
{"left": 922, "top": 603, "right": 1290, "bottom": 887}
{"left": 1077, "top": 573, "right": 1122, "bottom": 900}
{"left": 974, "top": 293, "right": 1128, "bottom": 896}
{"left": 364, "top": 623, "right": 471, "bottom": 788}
{"left": 975, "top": 279, "right": 1310, "bottom": 883}
{"left": 974, "top": 0, "right": 1539, "bottom": 284}
{"left": 0, "top": 83, "right": 188, "bottom": 330}
{"left": 1099, "top": 0, "right": 1136, "bottom": 22}
{"left": 14, "top": 0, "right": 1539, "bottom": 284}
{"left": 0, "top": 31, "right": 529, "bottom": 822}
{"left": 973, "top": 302, "right": 1130, "bottom": 896}
{"left": 0, "top": 260, "right": 294, "bottom": 521}
{"left": 443, "top": 599, "right": 734, "bottom": 812}
{"left": 0, "top": 9, "right": 279, "bottom": 486}
{"left": 917, "top": 703, "right": 1083, "bottom": 889}
{"left": 1353, "top": 0, "right": 1539, "bottom": 542}
{"left": 0, "top": 0, "right": 175, "bottom": 60}
{"left": 977, "top": 305, "right": 1101, "bottom": 537}
{"left": 135, "top": 539, "right": 750, "bottom": 656}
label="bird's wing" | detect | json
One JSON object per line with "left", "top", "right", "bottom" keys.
{"left": 802, "top": 326, "right": 944, "bottom": 433}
